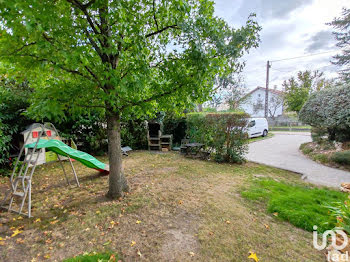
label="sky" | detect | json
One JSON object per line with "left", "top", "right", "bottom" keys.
{"left": 213, "top": 0, "right": 350, "bottom": 91}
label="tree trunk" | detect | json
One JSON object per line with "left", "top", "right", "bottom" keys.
{"left": 106, "top": 112, "right": 129, "bottom": 199}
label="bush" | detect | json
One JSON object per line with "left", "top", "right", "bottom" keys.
{"left": 331, "top": 150, "right": 350, "bottom": 165}
{"left": 163, "top": 113, "right": 187, "bottom": 146}
{"left": 313, "top": 153, "right": 329, "bottom": 164}
{"left": 326, "top": 200, "right": 350, "bottom": 234}
{"left": 186, "top": 112, "right": 249, "bottom": 163}
{"left": 299, "top": 85, "right": 350, "bottom": 142}
{"left": 121, "top": 118, "right": 148, "bottom": 150}
{"left": 300, "top": 143, "right": 313, "bottom": 155}
{"left": 311, "top": 127, "right": 328, "bottom": 144}
{"left": 0, "top": 78, "right": 33, "bottom": 168}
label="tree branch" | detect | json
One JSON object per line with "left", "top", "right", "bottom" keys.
{"left": 66, "top": 0, "right": 101, "bottom": 35}
{"left": 18, "top": 54, "right": 94, "bottom": 82}
{"left": 83, "top": 28, "right": 103, "bottom": 58}
{"left": 84, "top": 65, "right": 104, "bottom": 88}
{"left": 145, "top": 24, "right": 178, "bottom": 38}
{"left": 11, "top": 42, "right": 36, "bottom": 55}
{"left": 152, "top": 0, "right": 159, "bottom": 31}
{"left": 83, "top": 0, "right": 96, "bottom": 9}
{"left": 121, "top": 83, "right": 185, "bottom": 110}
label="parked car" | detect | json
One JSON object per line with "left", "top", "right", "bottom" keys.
{"left": 246, "top": 118, "right": 268, "bottom": 138}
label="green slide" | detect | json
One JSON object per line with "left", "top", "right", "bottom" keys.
{"left": 25, "top": 139, "right": 109, "bottom": 172}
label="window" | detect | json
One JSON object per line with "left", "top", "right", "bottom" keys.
{"left": 32, "top": 131, "right": 38, "bottom": 138}
{"left": 248, "top": 120, "right": 256, "bottom": 127}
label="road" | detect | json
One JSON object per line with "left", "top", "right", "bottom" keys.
{"left": 246, "top": 132, "right": 350, "bottom": 188}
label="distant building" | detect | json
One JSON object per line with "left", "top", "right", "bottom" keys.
{"left": 239, "top": 86, "right": 284, "bottom": 118}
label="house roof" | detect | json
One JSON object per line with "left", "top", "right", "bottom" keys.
{"left": 240, "top": 86, "right": 284, "bottom": 101}
{"left": 20, "top": 123, "right": 55, "bottom": 134}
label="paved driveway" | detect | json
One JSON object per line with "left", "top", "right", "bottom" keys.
{"left": 246, "top": 132, "right": 350, "bottom": 188}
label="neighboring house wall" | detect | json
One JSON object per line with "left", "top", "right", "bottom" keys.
{"left": 239, "top": 87, "right": 284, "bottom": 118}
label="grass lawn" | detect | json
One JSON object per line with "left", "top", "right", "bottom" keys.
{"left": 270, "top": 126, "right": 311, "bottom": 131}
{"left": 0, "top": 151, "right": 336, "bottom": 261}
{"left": 249, "top": 132, "right": 274, "bottom": 143}
{"left": 241, "top": 178, "right": 347, "bottom": 232}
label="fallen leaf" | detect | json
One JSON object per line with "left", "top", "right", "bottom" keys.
{"left": 45, "top": 239, "right": 52, "bottom": 244}
{"left": 136, "top": 220, "right": 141, "bottom": 224}
{"left": 103, "top": 241, "right": 111, "bottom": 246}
{"left": 248, "top": 252, "right": 259, "bottom": 262}
{"left": 273, "top": 212, "right": 278, "bottom": 217}
{"left": 17, "top": 216, "right": 23, "bottom": 220}
{"left": 189, "top": 252, "right": 195, "bottom": 257}
{"left": 43, "top": 254, "right": 50, "bottom": 259}
{"left": 50, "top": 220, "right": 59, "bottom": 225}
{"left": 16, "top": 238, "right": 24, "bottom": 244}
{"left": 178, "top": 200, "right": 183, "bottom": 205}
{"left": 96, "top": 211, "right": 101, "bottom": 214}
{"left": 34, "top": 218, "right": 41, "bottom": 223}
{"left": 225, "top": 220, "right": 231, "bottom": 224}
{"left": 264, "top": 224, "right": 270, "bottom": 230}
{"left": 131, "top": 241, "right": 136, "bottom": 247}
{"left": 137, "top": 250, "right": 142, "bottom": 257}
{"left": 0, "top": 241, "right": 5, "bottom": 246}
{"left": 109, "top": 254, "right": 117, "bottom": 261}
{"left": 11, "top": 228, "right": 23, "bottom": 237}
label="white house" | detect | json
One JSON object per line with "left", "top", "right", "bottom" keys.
{"left": 239, "top": 86, "right": 284, "bottom": 118}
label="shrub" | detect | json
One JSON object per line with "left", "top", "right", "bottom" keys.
{"left": 326, "top": 200, "right": 350, "bottom": 234}
{"left": 120, "top": 118, "right": 148, "bottom": 150}
{"left": 186, "top": 112, "right": 249, "bottom": 163}
{"left": 310, "top": 127, "right": 328, "bottom": 144}
{"left": 163, "top": 113, "right": 187, "bottom": 146}
{"left": 313, "top": 153, "right": 329, "bottom": 164}
{"left": 299, "top": 85, "right": 350, "bottom": 142}
{"left": 331, "top": 150, "right": 350, "bottom": 165}
{"left": 299, "top": 143, "right": 313, "bottom": 155}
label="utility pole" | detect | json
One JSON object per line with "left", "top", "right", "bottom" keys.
{"left": 264, "top": 60, "right": 271, "bottom": 118}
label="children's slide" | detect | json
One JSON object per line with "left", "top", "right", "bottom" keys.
{"left": 25, "top": 139, "right": 109, "bottom": 173}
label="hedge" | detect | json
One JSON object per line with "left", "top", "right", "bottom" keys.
{"left": 186, "top": 112, "right": 249, "bottom": 163}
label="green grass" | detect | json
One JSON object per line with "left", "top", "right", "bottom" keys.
{"left": 272, "top": 125, "right": 311, "bottom": 129}
{"left": 249, "top": 132, "right": 274, "bottom": 143}
{"left": 241, "top": 178, "right": 347, "bottom": 233}
{"left": 63, "top": 252, "right": 118, "bottom": 262}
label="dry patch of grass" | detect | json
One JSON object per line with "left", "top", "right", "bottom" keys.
{"left": 0, "top": 151, "right": 323, "bottom": 261}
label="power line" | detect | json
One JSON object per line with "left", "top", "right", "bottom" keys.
{"left": 270, "top": 50, "right": 339, "bottom": 63}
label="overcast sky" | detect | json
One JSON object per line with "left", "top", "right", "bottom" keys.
{"left": 213, "top": 0, "right": 350, "bottom": 91}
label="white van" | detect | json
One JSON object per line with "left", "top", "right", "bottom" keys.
{"left": 246, "top": 118, "right": 269, "bottom": 138}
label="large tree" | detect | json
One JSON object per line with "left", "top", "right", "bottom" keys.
{"left": 0, "top": 0, "right": 260, "bottom": 199}
{"left": 329, "top": 8, "right": 350, "bottom": 81}
{"left": 283, "top": 70, "right": 331, "bottom": 113}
